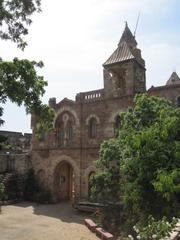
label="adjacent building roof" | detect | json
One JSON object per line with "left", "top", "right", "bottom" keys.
{"left": 166, "top": 72, "right": 180, "bottom": 85}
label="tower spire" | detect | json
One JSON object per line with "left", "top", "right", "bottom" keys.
{"left": 118, "top": 22, "right": 137, "bottom": 48}
{"left": 103, "top": 22, "right": 146, "bottom": 98}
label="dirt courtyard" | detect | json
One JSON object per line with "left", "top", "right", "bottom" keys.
{"left": 0, "top": 202, "right": 99, "bottom": 240}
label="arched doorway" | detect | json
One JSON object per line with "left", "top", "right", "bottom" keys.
{"left": 54, "top": 161, "right": 74, "bottom": 201}
{"left": 88, "top": 171, "right": 95, "bottom": 199}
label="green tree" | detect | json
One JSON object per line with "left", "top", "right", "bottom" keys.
{"left": 0, "top": 0, "right": 54, "bottom": 195}
{"left": 133, "top": 215, "right": 178, "bottom": 240}
{"left": 0, "top": 58, "right": 55, "bottom": 136}
{"left": 0, "top": 0, "right": 55, "bottom": 139}
{"left": 0, "top": 0, "right": 41, "bottom": 50}
{"left": 0, "top": 0, "right": 54, "bottom": 201}
{"left": 91, "top": 94, "right": 180, "bottom": 230}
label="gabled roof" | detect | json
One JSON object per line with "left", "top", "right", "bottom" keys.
{"left": 166, "top": 72, "right": 180, "bottom": 85}
{"left": 60, "top": 97, "right": 75, "bottom": 104}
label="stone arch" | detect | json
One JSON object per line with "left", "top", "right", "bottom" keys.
{"left": 108, "top": 109, "right": 124, "bottom": 123}
{"left": 83, "top": 165, "right": 97, "bottom": 198}
{"left": 103, "top": 110, "right": 124, "bottom": 138}
{"left": 54, "top": 106, "right": 80, "bottom": 127}
{"left": 51, "top": 155, "right": 80, "bottom": 202}
{"left": 52, "top": 155, "right": 80, "bottom": 176}
{"left": 85, "top": 114, "right": 100, "bottom": 125}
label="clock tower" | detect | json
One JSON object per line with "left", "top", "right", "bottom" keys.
{"left": 103, "top": 22, "right": 146, "bottom": 98}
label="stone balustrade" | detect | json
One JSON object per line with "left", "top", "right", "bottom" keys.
{"left": 76, "top": 89, "right": 104, "bottom": 102}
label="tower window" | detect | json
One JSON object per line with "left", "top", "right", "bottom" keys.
{"left": 88, "top": 118, "right": 97, "bottom": 138}
{"left": 177, "top": 96, "right": 180, "bottom": 107}
{"left": 114, "top": 115, "right": 121, "bottom": 136}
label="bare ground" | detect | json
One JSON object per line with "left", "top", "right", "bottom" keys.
{"left": 0, "top": 202, "right": 99, "bottom": 240}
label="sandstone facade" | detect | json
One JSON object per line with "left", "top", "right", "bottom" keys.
{"left": 31, "top": 23, "right": 180, "bottom": 203}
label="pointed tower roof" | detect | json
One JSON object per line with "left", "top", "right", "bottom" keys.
{"left": 118, "top": 21, "right": 137, "bottom": 47}
{"left": 166, "top": 72, "right": 180, "bottom": 85}
{"left": 103, "top": 22, "right": 144, "bottom": 67}
{"left": 103, "top": 41, "right": 134, "bottom": 66}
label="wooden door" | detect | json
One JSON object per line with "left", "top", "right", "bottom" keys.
{"left": 58, "top": 163, "right": 70, "bottom": 200}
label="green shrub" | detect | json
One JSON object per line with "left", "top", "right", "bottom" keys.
{"left": 131, "top": 216, "right": 178, "bottom": 240}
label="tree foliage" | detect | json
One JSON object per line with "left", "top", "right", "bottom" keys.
{"left": 133, "top": 216, "right": 178, "bottom": 240}
{"left": 91, "top": 94, "right": 180, "bottom": 227}
{"left": 0, "top": 57, "right": 55, "bottom": 134}
{"left": 0, "top": 0, "right": 41, "bottom": 49}
{"left": 0, "top": 0, "right": 55, "bottom": 139}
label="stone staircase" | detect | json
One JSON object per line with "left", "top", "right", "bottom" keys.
{"left": 0, "top": 173, "right": 24, "bottom": 204}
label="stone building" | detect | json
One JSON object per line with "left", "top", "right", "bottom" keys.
{"left": 31, "top": 23, "right": 180, "bottom": 203}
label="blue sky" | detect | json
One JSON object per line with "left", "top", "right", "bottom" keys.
{"left": 1, "top": 0, "right": 180, "bottom": 133}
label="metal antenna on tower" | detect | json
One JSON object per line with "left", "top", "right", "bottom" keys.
{"left": 134, "top": 12, "right": 140, "bottom": 37}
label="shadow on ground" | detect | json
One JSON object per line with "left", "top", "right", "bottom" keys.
{"left": 12, "top": 201, "right": 92, "bottom": 224}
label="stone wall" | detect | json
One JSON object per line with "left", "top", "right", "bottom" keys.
{"left": 0, "top": 153, "right": 31, "bottom": 174}
{"left": 148, "top": 84, "right": 180, "bottom": 106}
{"left": 0, "top": 130, "right": 32, "bottom": 153}
{"left": 0, "top": 153, "right": 32, "bottom": 202}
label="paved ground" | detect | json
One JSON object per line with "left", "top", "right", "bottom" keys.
{"left": 0, "top": 202, "right": 99, "bottom": 240}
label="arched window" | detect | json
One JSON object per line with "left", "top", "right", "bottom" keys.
{"left": 55, "top": 112, "right": 75, "bottom": 146}
{"left": 59, "top": 127, "right": 64, "bottom": 146}
{"left": 56, "top": 121, "right": 64, "bottom": 146}
{"left": 67, "top": 120, "right": 73, "bottom": 141}
{"left": 114, "top": 115, "right": 121, "bottom": 136}
{"left": 88, "top": 118, "right": 97, "bottom": 138}
{"left": 177, "top": 96, "right": 180, "bottom": 107}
